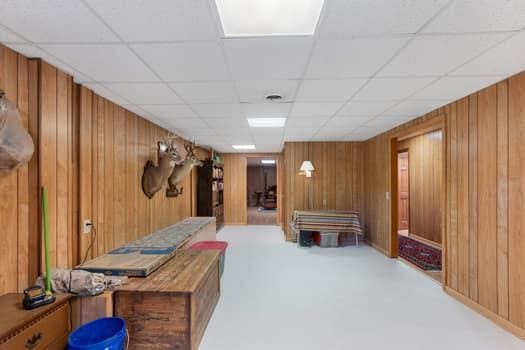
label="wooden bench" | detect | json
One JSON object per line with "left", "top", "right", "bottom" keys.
{"left": 115, "top": 250, "right": 221, "bottom": 350}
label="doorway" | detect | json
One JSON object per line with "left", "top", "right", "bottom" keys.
{"left": 393, "top": 128, "right": 444, "bottom": 283}
{"left": 246, "top": 157, "right": 277, "bottom": 225}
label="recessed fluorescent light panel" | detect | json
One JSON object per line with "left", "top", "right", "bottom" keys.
{"left": 247, "top": 118, "right": 286, "bottom": 128}
{"left": 261, "top": 160, "right": 276, "bottom": 164}
{"left": 232, "top": 144, "right": 256, "bottom": 150}
{"left": 214, "top": 0, "right": 325, "bottom": 37}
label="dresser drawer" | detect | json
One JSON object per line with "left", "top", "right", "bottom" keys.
{"left": 0, "top": 303, "right": 70, "bottom": 350}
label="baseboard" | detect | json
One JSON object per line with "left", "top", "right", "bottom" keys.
{"left": 445, "top": 286, "right": 525, "bottom": 340}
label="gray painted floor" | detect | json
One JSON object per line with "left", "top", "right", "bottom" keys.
{"left": 199, "top": 225, "right": 524, "bottom": 350}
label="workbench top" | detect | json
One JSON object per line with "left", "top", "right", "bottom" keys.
{"left": 119, "top": 250, "right": 221, "bottom": 294}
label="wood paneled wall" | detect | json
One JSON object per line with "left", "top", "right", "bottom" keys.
{"left": 363, "top": 71, "right": 525, "bottom": 336}
{"left": 283, "top": 142, "right": 365, "bottom": 241}
{"left": 0, "top": 46, "right": 38, "bottom": 293}
{"left": 223, "top": 154, "right": 247, "bottom": 224}
{"left": 398, "top": 131, "right": 442, "bottom": 244}
{"left": 0, "top": 44, "right": 207, "bottom": 295}
{"left": 78, "top": 87, "right": 205, "bottom": 261}
{"left": 247, "top": 166, "right": 276, "bottom": 206}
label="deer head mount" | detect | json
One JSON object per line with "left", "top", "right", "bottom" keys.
{"left": 141, "top": 133, "right": 183, "bottom": 199}
{"left": 0, "top": 91, "right": 34, "bottom": 170}
{"left": 166, "top": 141, "right": 203, "bottom": 197}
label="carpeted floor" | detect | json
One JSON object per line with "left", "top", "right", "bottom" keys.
{"left": 247, "top": 207, "right": 277, "bottom": 225}
{"left": 398, "top": 235, "right": 442, "bottom": 271}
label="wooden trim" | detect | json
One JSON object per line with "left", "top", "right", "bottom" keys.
{"left": 445, "top": 286, "right": 525, "bottom": 340}
{"left": 407, "top": 232, "right": 442, "bottom": 250}
{"left": 390, "top": 138, "right": 398, "bottom": 258}
{"left": 393, "top": 116, "right": 445, "bottom": 140}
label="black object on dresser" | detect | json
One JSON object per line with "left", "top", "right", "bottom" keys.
{"left": 197, "top": 159, "right": 224, "bottom": 231}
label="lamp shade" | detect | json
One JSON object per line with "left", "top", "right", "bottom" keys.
{"left": 300, "top": 161, "right": 314, "bottom": 172}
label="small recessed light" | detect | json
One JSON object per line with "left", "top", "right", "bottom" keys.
{"left": 248, "top": 118, "right": 286, "bottom": 128}
{"left": 265, "top": 94, "right": 283, "bottom": 101}
{"left": 214, "top": 0, "right": 325, "bottom": 37}
{"left": 261, "top": 159, "right": 276, "bottom": 164}
{"left": 232, "top": 144, "right": 256, "bottom": 150}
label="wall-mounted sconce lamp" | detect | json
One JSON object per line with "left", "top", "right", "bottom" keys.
{"left": 299, "top": 160, "right": 314, "bottom": 178}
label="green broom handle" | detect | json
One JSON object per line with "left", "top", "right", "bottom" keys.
{"left": 42, "top": 187, "right": 52, "bottom": 293}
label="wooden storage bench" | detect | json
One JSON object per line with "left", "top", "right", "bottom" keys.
{"left": 115, "top": 250, "right": 221, "bottom": 350}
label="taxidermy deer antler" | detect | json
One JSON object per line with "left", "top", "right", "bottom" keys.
{"left": 166, "top": 141, "right": 203, "bottom": 197}
{"left": 141, "top": 134, "right": 183, "bottom": 199}
{"left": 0, "top": 91, "right": 34, "bottom": 170}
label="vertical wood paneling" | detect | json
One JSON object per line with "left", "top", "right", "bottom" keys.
{"left": 496, "top": 81, "right": 509, "bottom": 319}
{"left": 363, "top": 71, "right": 525, "bottom": 336}
{"left": 283, "top": 142, "right": 365, "bottom": 241}
{"left": 457, "top": 98, "right": 470, "bottom": 296}
{"left": 79, "top": 86, "right": 92, "bottom": 262}
{"left": 477, "top": 85, "right": 498, "bottom": 313}
{"left": 224, "top": 154, "right": 247, "bottom": 224}
{"left": 0, "top": 46, "right": 21, "bottom": 293}
{"left": 508, "top": 73, "right": 525, "bottom": 328}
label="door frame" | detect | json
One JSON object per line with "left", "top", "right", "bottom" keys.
{"left": 242, "top": 153, "right": 283, "bottom": 226}
{"left": 389, "top": 116, "right": 446, "bottom": 286}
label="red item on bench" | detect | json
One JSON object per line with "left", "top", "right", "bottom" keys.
{"left": 190, "top": 241, "right": 228, "bottom": 253}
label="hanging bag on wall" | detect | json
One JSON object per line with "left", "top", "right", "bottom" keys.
{"left": 0, "top": 93, "right": 34, "bottom": 170}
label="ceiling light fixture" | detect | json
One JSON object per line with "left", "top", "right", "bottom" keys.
{"left": 248, "top": 118, "right": 286, "bottom": 128}
{"left": 232, "top": 144, "right": 256, "bottom": 150}
{"left": 261, "top": 159, "right": 276, "bottom": 164}
{"left": 214, "top": 0, "right": 325, "bottom": 37}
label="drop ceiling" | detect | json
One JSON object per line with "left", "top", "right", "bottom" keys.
{"left": 1, "top": 0, "right": 524, "bottom": 152}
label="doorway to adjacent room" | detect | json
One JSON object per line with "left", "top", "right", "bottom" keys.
{"left": 246, "top": 157, "right": 278, "bottom": 225}
{"left": 393, "top": 127, "right": 444, "bottom": 283}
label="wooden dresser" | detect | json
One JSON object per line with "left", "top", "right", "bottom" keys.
{"left": 115, "top": 250, "right": 221, "bottom": 350}
{"left": 0, "top": 294, "right": 71, "bottom": 350}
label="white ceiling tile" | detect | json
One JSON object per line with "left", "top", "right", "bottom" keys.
{"left": 337, "top": 100, "right": 400, "bottom": 116}
{"left": 252, "top": 144, "right": 283, "bottom": 153}
{"left": 223, "top": 37, "right": 313, "bottom": 80}
{"left": 379, "top": 33, "right": 511, "bottom": 77}
{"left": 192, "top": 103, "right": 244, "bottom": 118}
{"left": 354, "top": 77, "right": 434, "bottom": 100}
{"left": 0, "top": 0, "right": 118, "bottom": 43}
{"left": 321, "top": 0, "right": 448, "bottom": 37}
{"left": 141, "top": 104, "right": 197, "bottom": 119}
{"left": 178, "top": 128, "right": 217, "bottom": 137}
{"left": 121, "top": 104, "right": 151, "bottom": 118}
{"left": 451, "top": 32, "right": 525, "bottom": 77}
{"left": 83, "top": 83, "right": 131, "bottom": 105}
{"left": 132, "top": 42, "right": 229, "bottom": 81}
{"left": 41, "top": 44, "right": 158, "bottom": 82}
{"left": 306, "top": 37, "right": 410, "bottom": 79}
{"left": 85, "top": 0, "right": 217, "bottom": 42}
{"left": 204, "top": 117, "right": 249, "bottom": 129}
{"left": 324, "top": 116, "right": 370, "bottom": 129}
{"left": 242, "top": 103, "right": 292, "bottom": 118}
{"left": 291, "top": 102, "right": 343, "bottom": 117}
{"left": 296, "top": 79, "right": 368, "bottom": 102}
{"left": 0, "top": 25, "right": 26, "bottom": 43}
{"left": 286, "top": 117, "right": 329, "bottom": 128}
{"left": 235, "top": 80, "right": 299, "bottom": 103}
{"left": 342, "top": 128, "right": 378, "bottom": 141}
{"left": 412, "top": 76, "right": 503, "bottom": 101}
{"left": 312, "top": 127, "right": 350, "bottom": 140}
{"left": 105, "top": 83, "right": 182, "bottom": 104}
{"left": 170, "top": 82, "right": 238, "bottom": 103}
{"left": 423, "top": 0, "right": 525, "bottom": 33}
{"left": 251, "top": 129, "right": 284, "bottom": 143}
{"left": 364, "top": 116, "right": 412, "bottom": 130}
{"left": 284, "top": 128, "right": 316, "bottom": 141}
{"left": 383, "top": 99, "right": 448, "bottom": 118}
{"left": 166, "top": 117, "right": 207, "bottom": 129}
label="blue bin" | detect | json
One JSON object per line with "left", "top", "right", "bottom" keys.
{"left": 68, "top": 317, "right": 127, "bottom": 350}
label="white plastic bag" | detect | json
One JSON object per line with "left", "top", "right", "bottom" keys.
{"left": 0, "top": 97, "right": 34, "bottom": 170}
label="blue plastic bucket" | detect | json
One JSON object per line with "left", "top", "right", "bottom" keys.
{"left": 68, "top": 317, "right": 127, "bottom": 350}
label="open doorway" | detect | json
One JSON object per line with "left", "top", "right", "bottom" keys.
{"left": 247, "top": 157, "right": 277, "bottom": 225}
{"left": 395, "top": 130, "right": 443, "bottom": 282}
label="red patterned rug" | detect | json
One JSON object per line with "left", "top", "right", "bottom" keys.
{"left": 398, "top": 235, "right": 441, "bottom": 271}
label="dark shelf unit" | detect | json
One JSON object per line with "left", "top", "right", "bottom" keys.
{"left": 197, "top": 159, "right": 224, "bottom": 231}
